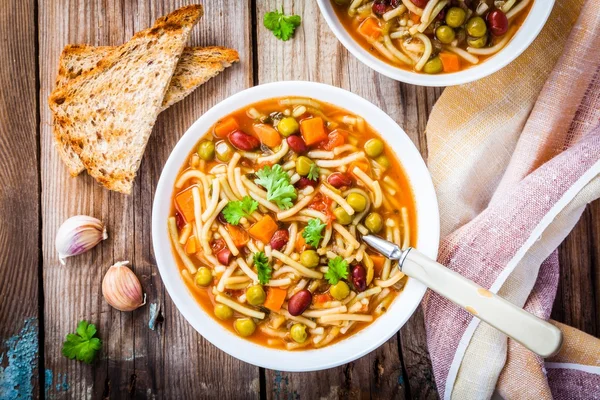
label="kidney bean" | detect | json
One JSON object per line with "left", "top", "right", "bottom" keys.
{"left": 217, "top": 248, "right": 232, "bottom": 265}
{"left": 327, "top": 172, "right": 352, "bottom": 188}
{"left": 288, "top": 289, "right": 312, "bottom": 316}
{"left": 295, "top": 177, "right": 318, "bottom": 190}
{"left": 270, "top": 229, "right": 289, "bottom": 251}
{"left": 410, "top": 0, "right": 429, "bottom": 8}
{"left": 372, "top": 0, "right": 387, "bottom": 15}
{"left": 390, "top": 0, "right": 401, "bottom": 6}
{"left": 229, "top": 130, "right": 260, "bottom": 151}
{"left": 211, "top": 238, "right": 227, "bottom": 253}
{"left": 487, "top": 9, "right": 508, "bottom": 36}
{"left": 287, "top": 135, "right": 307, "bottom": 153}
{"left": 175, "top": 212, "right": 185, "bottom": 230}
{"left": 351, "top": 265, "right": 367, "bottom": 292}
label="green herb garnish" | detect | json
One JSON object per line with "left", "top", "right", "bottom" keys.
{"left": 254, "top": 251, "right": 272, "bottom": 285}
{"left": 62, "top": 320, "right": 102, "bottom": 364}
{"left": 264, "top": 8, "right": 302, "bottom": 41}
{"left": 222, "top": 196, "right": 259, "bottom": 225}
{"left": 255, "top": 164, "right": 297, "bottom": 209}
{"left": 307, "top": 163, "right": 320, "bottom": 181}
{"left": 302, "top": 218, "right": 326, "bottom": 248}
{"left": 325, "top": 257, "right": 349, "bottom": 285}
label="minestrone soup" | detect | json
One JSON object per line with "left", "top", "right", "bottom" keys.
{"left": 332, "top": 0, "right": 533, "bottom": 74}
{"left": 169, "top": 97, "right": 417, "bottom": 350}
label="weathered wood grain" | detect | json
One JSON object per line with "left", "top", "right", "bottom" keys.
{"left": 0, "top": 0, "right": 40, "bottom": 398}
{"left": 39, "top": 1, "right": 256, "bottom": 398}
{"left": 552, "top": 200, "right": 600, "bottom": 337}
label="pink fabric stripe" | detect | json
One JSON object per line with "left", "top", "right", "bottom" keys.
{"left": 423, "top": 131, "right": 600, "bottom": 397}
{"left": 547, "top": 368, "right": 600, "bottom": 399}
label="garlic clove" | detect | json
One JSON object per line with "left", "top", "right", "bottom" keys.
{"left": 102, "top": 261, "right": 146, "bottom": 312}
{"left": 56, "top": 215, "right": 108, "bottom": 264}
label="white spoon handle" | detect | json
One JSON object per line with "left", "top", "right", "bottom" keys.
{"left": 402, "top": 248, "right": 562, "bottom": 357}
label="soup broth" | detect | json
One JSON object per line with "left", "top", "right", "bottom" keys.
{"left": 169, "top": 97, "right": 417, "bottom": 350}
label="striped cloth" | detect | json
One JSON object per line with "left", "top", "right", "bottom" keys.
{"left": 423, "top": 0, "right": 600, "bottom": 398}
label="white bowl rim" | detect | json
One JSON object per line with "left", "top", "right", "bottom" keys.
{"left": 152, "top": 81, "right": 440, "bottom": 371}
{"left": 316, "top": 0, "right": 555, "bottom": 87}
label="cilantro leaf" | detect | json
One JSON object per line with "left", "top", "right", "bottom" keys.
{"left": 62, "top": 320, "right": 102, "bottom": 364}
{"left": 254, "top": 251, "right": 272, "bottom": 284}
{"left": 263, "top": 8, "right": 302, "bottom": 41}
{"left": 222, "top": 196, "right": 259, "bottom": 225}
{"left": 307, "top": 163, "right": 320, "bottom": 181}
{"left": 325, "top": 257, "right": 349, "bottom": 285}
{"left": 255, "top": 164, "right": 297, "bottom": 210}
{"left": 302, "top": 218, "right": 326, "bottom": 248}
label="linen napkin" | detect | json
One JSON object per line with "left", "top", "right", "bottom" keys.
{"left": 423, "top": 0, "right": 600, "bottom": 398}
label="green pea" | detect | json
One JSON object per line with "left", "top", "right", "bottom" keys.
{"left": 365, "top": 212, "right": 383, "bottom": 233}
{"left": 466, "top": 17, "right": 487, "bottom": 37}
{"left": 333, "top": 207, "right": 352, "bottom": 225}
{"left": 214, "top": 304, "right": 233, "bottom": 320}
{"left": 346, "top": 193, "right": 367, "bottom": 212}
{"left": 445, "top": 7, "right": 466, "bottom": 28}
{"left": 435, "top": 25, "right": 456, "bottom": 44}
{"left": 246, "top": 285, "right": 266, "bottom": 306}
{"left": 375, "top": 155, "right": 390, "bottom": 169}
{"left": 330, "top": 281, "right": 350, "bottom": 300}
{"left": 290, "top": 323, "right": 308, "bottom": 343}
{"left": 467, "top": 35, "right": 488, "bottom": 48}
{"left": 364, "top": 138, "right": 384, "bottom": 158}
{"left": 423, "top": 57, "right": 444, "bottom": 74}
{"left": 195, "top": 267, "right": 213, "bottom": 287}
{"left": 296, "top": 156, "right": 313, "bottom": 176}
{"left": 277, "top": 117, "right": 299, "bottom": 137}
{"left": 215, "top": 141, "right": 233, "bottom": 162}
{"left": 234, "top": 318, "right": 256, "bottom": 337}
{"left": 197, "top": 140, "right": 215, "bottom": 161}
{"left": 300, "top": 250, "right": 320, "bottom": 268}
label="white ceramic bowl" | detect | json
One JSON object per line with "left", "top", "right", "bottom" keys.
{"left": 316, "top": 0, "right": 554, "bottom": 86}
{"left": 152, "top": 81, "right": 440, "bottom": 371}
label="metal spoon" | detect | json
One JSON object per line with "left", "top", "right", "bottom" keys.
{"left": 362, "top": 235, "right": 562, "bottom": 357}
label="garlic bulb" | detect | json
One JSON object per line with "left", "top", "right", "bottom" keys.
{"left": 102, "top": 261, "right": 146, "bottom": 312}
{"left": 56, "top": 215, "right": 108, "bottom": 264}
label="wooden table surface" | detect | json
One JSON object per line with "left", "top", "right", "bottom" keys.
{"left": 1, "top": 1, "right": 598, "bottom": 398}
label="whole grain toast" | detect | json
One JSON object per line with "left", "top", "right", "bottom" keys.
{"left": 49, "top": 5, "right": 203, "bottom": 193}
{"left": 54, "top": 44, "right": 238, "bottom": 176}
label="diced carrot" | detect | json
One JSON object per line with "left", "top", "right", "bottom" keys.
{"left": 214, "top": 117, "right": 239, "bottom": 138}
{"left": 370, "top": 254, "right": 387, "bottom": 275}
{"left": 314, "top": 293, "right": 333, "bottom": 304}
{"left": 319, "top": 129, "right": 346, "bottom": 151}
{"left": 358, "top": 17, "right": 381, "bottom": 40}
{"left": 348, "top": 158, "right": 371, "bottom": 179}
{"left": 253, "top": 124, "right": 282, "bottom": 148}
{"left": 409, "top": 12, "right": 421, "bottom": 24}
{"left": 300, "top": 117, "right": 328, "bottom": 146}
{"left": 185, "top": 236, "right": 198, "bottom": 254}
{"left": 439, "top": 52, "right": 460, "bottom": 73}
{"left": 295, "top": 229, "right": 308, "bottom": 252}
{"left": 263, "top": 287, "right": 287, "bottom": 312}
{"left": 175, "top": 188, "right": 195, "bottom": 223}
{"left": 248, "top": 215, "right": 278, "bottom": 244}
{"left": 227, "top": 224, "right": 249, "bottom": 248}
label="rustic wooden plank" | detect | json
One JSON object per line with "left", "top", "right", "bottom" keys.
{"left": 552, "top": 199, "right": 600, "bottom": 337}
{"left": 256, "top": 1, "right": 437, "bottom": 398}
{"left": 0, "top": 0, "right": 40, "bottom": 398}
{"left": 40, "top": 0, "right": 257, "bottom": 398}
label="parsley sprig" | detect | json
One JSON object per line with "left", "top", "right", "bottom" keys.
{"left": 254, "top": 251, "right": 272, "bottom": 285}
{"left": 325, "top": 257, "right": 349, "bottom": 285}
{"left": 222, "top": 196, "right": 258, "bottom": 225}
{"left": 62, "top": 320, "right": 102, "bottom": 364}
{"left": 307, "top": 163, "right": 320, "bottom": 181}
{"left": 255, "top": 164, "right": 297, "bottom": 210}
{"left": 302, "top": 218, "right": 326, "bottom": 248}
{"left": 264, "top": 8, "right": 302, "bottom": 41}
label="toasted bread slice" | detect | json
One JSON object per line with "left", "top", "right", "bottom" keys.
{"left": 49, "top": 5, "right": 203, "bottom": 193}
{"left": 54, "top": 44, "right": 238, "bottom": 176}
